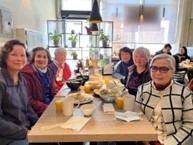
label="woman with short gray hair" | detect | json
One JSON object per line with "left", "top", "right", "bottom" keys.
{"left": 136, "top": 54, "right": 193, "bottom": 145}
{"left": 150, "top": 53, "right": 176, "bottom": 73}
{"left": 126, "top": 46, "right": 151, "bottom": 96}
{"left": 49, "top": 47, "right": 71, "bottom": 90}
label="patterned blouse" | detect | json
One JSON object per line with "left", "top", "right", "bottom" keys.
{"left": 136, "top": 81, "right": 193, "bottom": 145}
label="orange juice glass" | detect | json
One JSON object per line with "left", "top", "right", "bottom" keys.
{"left": 104, "top": 78, "right": 110, "bottom": 85}
{"left": 55, "top": 99, "right": 63, "bottom": 112}
{"left": 116, "top": 97, "right": 124, "bottom": 110}
{"left": 84, "top": 85, "right": 91, "bottom": 94}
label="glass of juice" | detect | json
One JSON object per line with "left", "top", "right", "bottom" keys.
{"left": 116, "top": 96, "right": 124, "bottom": 110}
{"left": 84, "top": 85, "right": 91, "bottom": 94}
{"left": 55, "top": 99, "right": 63, "bottom": 112}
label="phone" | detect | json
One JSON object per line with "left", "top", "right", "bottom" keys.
{"left": 112, "top": 73, "right": 125, "bottom": 80}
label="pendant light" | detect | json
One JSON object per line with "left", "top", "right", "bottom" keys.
{"left": 89, "top": 0, "right": 102, "bottom": 23}
{"left": 162, "top": 7, "right": 165, "bottom": 19}
{"left": 139, "top": 0, "right": 144, "bottom": 23}
{"left": 91, "top": 23, "right": 98, "bottom": 32}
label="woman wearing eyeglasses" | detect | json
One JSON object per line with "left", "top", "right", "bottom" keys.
{"left": 136, "top": 54, "right": 193, "bottom": 145}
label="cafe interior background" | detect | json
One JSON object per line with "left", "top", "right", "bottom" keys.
{"left": 0, "top": 0, "right": 193, "bottom": 71}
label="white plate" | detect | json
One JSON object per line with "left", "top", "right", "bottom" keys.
{"left": 67, "top": 92, "right": 93, "bottom": 104}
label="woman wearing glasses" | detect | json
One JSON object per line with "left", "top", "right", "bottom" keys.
{"left": 136, "top": 54, "right": 193, "bottom": 145}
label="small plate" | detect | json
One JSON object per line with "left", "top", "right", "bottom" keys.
{"left": 67, "top": 92, "right": 93, "bottom": 104}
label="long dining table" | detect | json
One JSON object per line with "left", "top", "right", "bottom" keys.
{"left": 28, "top": 79, "right": 158, "bottom": 143}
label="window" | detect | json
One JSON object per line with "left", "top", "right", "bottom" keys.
{"left": 61, "top": 0, "right": 92, "bottom": 11}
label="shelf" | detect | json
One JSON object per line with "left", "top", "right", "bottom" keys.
{"left": 47, "top": 20, "right": 113, "bottom": 61}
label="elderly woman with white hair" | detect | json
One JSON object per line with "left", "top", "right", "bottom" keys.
{"left": 49, "top": 47, "right": 71, "bottom": 90}
{"left": 126, "top": 46, "right": 151, "bottom": 96}
{"left": 136, "top": 54, "right": 193, "bottom": 145}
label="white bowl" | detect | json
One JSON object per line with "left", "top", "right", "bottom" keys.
{"left": 80, "top": 104, "right": 96, "bottom": 116}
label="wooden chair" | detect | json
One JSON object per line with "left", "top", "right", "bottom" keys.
{"left": 173, "top": 68, "right": 187, "bottom": 84}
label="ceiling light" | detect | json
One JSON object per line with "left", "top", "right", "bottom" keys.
{"left": 89, "top": 0, "right": 102, "bottom": 23}
{"left": 91, "top": 23, "right": 98, "bottom": 32}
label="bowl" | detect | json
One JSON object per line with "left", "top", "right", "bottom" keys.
{"left": 66, "top": 79, "right": 82, "bottom": 91}
{"left": 76, "top": 75, "right": 89, "bottom": 85}
{"left": 80, "top": 104, "right": 96, "bottom": 116}
{"left": 100, "top": 95, "right": 116, "bottom": 103}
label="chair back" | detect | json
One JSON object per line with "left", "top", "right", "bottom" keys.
{"left": 173, "top": 68, "right": 187, "bottom": 84}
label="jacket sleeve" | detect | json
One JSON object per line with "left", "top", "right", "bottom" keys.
{"left": 0, "top": 84, "right": 27, "bottom": 139}
{"left": 26, "top": 100, "right": 39, "bottom": 126}
{"left": 135, "top": 85, "right": 143, "bottom": 108}
{"left": 27, "top": 84, "right": 48, "bottom": 116}
{"left": 22, "top": 73, "right": 48, "bottom": 116}
{"left": 164, "top": 90, "right": 193, "bottom": 145}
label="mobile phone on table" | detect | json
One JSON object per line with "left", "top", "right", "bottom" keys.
{"left": 112, "top": 73, "right": 125, "bottom": 80}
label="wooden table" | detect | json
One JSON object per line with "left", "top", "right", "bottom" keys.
{"left": 28, "top": 85, "right": 157, "bottom": 143}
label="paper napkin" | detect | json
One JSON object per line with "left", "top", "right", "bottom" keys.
{"left": 115, "top": 111, "right": 142, "bottom": 122}
{"left": 61, "top": 116, "right": 91, "bottom": 131}
{"left": 103, "top": 103, "right": 115, "bottom": 114}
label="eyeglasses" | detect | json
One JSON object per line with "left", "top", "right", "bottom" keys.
{"left": 150, "top": 66, "right": 170, "bottom": 73}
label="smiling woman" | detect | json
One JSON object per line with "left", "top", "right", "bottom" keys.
{"left": 136, "top": 54, "right": 193, "bottom": 145}
{"left": 0, "top": 40, "right": 38, "bottom": 145}
{"left": 21, "top": 47, "right": 58, "bottom": 117}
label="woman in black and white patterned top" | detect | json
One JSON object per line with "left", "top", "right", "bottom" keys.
{"left": 136, "top": 54, "right": 193, "bottom": 145}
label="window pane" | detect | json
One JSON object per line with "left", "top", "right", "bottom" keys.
{"left": 61, "top": 0, "right": 92, "bottom": 11}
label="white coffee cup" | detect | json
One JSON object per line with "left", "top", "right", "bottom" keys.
{"left": 123, "top": 93, "right": 135, "bottom": 111}
{"left": 63, "top": 97, "right": 79, "bottom": 116}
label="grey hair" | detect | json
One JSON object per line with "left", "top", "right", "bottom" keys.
{"left": 54, "top": 47, "right": 66, "bottom": 56}
{"left": 150, "top": 54, "right": 176, "bottom": 73}
{"left": 133, "top": 46, "right": 150, "bottom": 61}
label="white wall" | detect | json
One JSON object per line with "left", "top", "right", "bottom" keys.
{"left": 0, "top": 0, "right": 56, "bottom": 48}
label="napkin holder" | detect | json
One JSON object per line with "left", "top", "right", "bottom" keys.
{"left": 102, "top": 63, "right": 114, "bottom": 75}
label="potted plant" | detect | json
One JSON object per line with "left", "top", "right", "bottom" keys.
{"left": 99, "top": 29, "right": 110, "bottom": 47}
{"left": 68, "top": 34, "right": 78, "bottom": 47}
{"left": 70, "top": 50, "right": 78, "bottom": 60}
{"left": 49, "top": 33, "right": 61, "bottom": 46}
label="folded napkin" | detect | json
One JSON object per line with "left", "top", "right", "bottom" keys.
{"left": 115, "top": 111, "right": 142, "bottom": 122}
{"left": 61, "top": 116, "right": 91, "bottom": 131}
{"left": 103, "top": 103, "right": 115, "bottom": 114}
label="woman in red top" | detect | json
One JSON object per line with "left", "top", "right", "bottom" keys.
{"left": 49, "top": 47, "right": 71, "bottom": 90}
{"left": 21, "top": 47, "right": 58, "bottom": 116}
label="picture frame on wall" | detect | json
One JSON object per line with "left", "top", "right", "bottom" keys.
{"left": 0, "top": 6, "right": 13, "bottom": 38}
